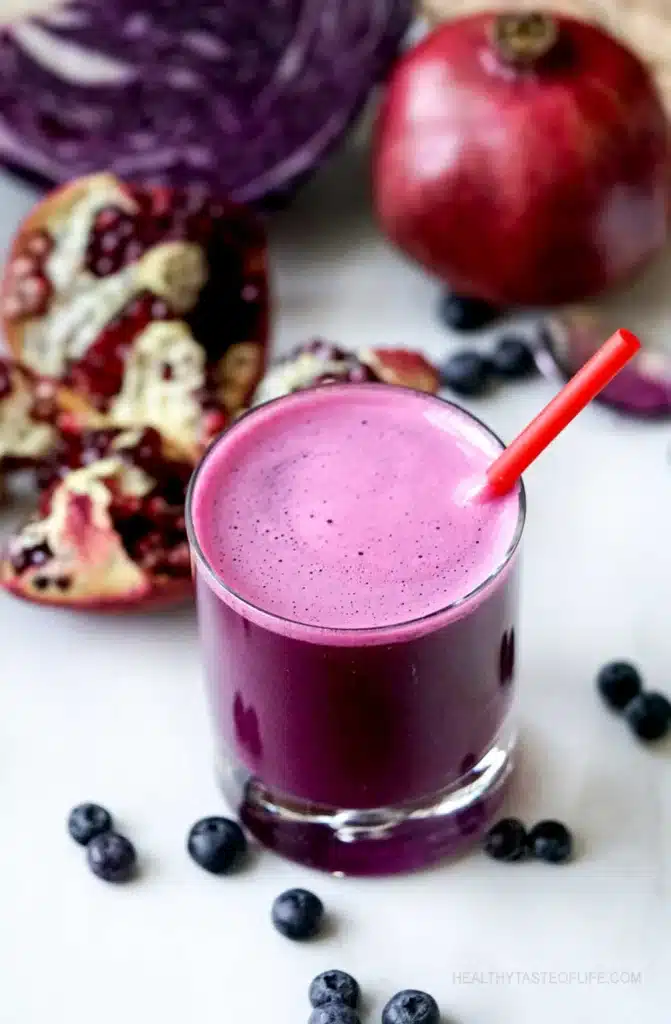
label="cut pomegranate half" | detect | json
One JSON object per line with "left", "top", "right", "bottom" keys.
{"left": 539, "top": 309, "right": 671, "bottom": 418}
{"left": 252, "top": 340, "right": 440, "bottom": 405}
{"left": 1, "top": 173, "right": 270, "bottom": 457}
{"left": 1, "top": 426, "right": 193, "bottom": 611}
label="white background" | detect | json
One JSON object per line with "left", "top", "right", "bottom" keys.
{"left": 1, "top": 12, "right": 671, "bottom": 1022}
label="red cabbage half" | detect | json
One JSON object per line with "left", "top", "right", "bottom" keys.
{"left": 0, "top": 0, "right": 412, "bottom": 205}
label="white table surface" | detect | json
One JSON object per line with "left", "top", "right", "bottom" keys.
{"left": 1, "top": 128, "right": 671, "bottom": 1023}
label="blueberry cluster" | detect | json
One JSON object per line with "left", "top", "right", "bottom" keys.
{"left": 306, "top": 971, "right": 440, "bottom": 1024}
{"left": 441, "top": 336, "right": 536, "bottom": 397}
{"left": 67, "top": 803, "right": 137, "bottom": 882}
{"left": 484, "top": 818, "right": 573, "bottom": 864}
{"left": 597, "top": 661, "right": 671, "bottom": 741}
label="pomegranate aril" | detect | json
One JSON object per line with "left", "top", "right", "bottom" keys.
{"left": 24, "top": 230, "right": 53, "bottom": 258}
{"left": 112, "top": 495, "right": 144, "bottom": 518}
{"left": 165, "top": 543, "right": 191, "bottom": 573}
{"left": 123, "top": 241, "right": 144, "bottom": 265}
{"left": 100, "top": 233, "right": 123, "bottom": 254}
{"left": 151, "top": 300, "right": 170, "bottom": 319}
{"left": 10, "top": 540, "right": 53, "bottom": 574}
{"left": 94, "top": 206, "right": 124, "bottom": 232}
{"left": 2, "top": 295, "right": 23, "bottom": 320}
{"left": 11, "top": 255, "right": 39, "bottom": 278}
{"left": 14, "top": 274, "right": 51, "bottom": 317}
{"left": 93, "top": 257, "right": 115, "bottom": 276}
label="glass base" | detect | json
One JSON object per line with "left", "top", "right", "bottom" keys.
{"left": 217, "top": 728, "right": 516, "bottom": 876}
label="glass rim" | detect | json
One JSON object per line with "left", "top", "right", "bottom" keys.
{"left": 186, "top": 383, "right": 526, "bottom": 641}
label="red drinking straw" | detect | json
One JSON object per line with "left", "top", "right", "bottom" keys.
{"left": 484, "top": 329, "right": 641, "bottom": 498}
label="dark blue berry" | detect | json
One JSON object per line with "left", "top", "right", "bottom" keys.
{"left": 382, "top": 990, "right": 440, "bottom": 1024}
{"left": 597, "top": 662, "right": 642, "bottom": 711}
{"left": 528, "top": 820, "right": 573, "bottom": 864}
{"left": 438, "top": 292, "right": 502, "bottom": 332}
{"left": 309, "top": 971, "right": 360, "bottom": 1009}
{"left": 309, "top": 1007, "right": 360, "bottom": 1024}
{"left": 271, "top": 888, "right": 324, "bottom": 940}
{"left": 441, "top": 351, "right": 491, "bottom": 396}
{"left": 187, "top": 817, "right": 247, "bottom": 874}
{"left": 483, "top": 817, "right": 528, "bottom": 861}
{"left": 624, "top": 692, "right": 671, "bottom": 741}
{"left": 86, "top": 832, "right": 137, "bottom": 882}
{"left": 67, "top": 803, "right": 113, "bottom": 846}
{"left": 491, "top": 336, "right": 536, "bottom": 378}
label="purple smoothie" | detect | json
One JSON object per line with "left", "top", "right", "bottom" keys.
{"left": 188, "top": 384, "right": 524, "bottom": 873}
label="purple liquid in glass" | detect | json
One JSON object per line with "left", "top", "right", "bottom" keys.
{"left": 188, "top": 384, "right": 524, "bottom": 874}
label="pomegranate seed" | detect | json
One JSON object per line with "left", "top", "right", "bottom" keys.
{"left": 24, "top": 230, "right": 53, "bottom": 257}
{"left": 15, "top": 274, "right": 51, "bottom": 316}
{"left": 10, "top": 540, "right": 53, "bottom": 575}
{"left": 201, "top": 408, "right": 228, "bottom": 439}
{"left": 145, "top": 495, "right": 172, "bottom": 521}
{"left": 151, "top": 187, "right": 174, "bottom": 217}
{"left": 166, "top": 543, "right": 190, "bottom": 571}
{"left": 161, "top": 363, "right": 174, "bottom": 381}
{"left": 123, "top": 240, "right": 145, "bottom": 265}
{"left": 11, "top": 255, "right": 38, "bottom": 277}
{"left": 2, "top": 295, "right": 23, "bottom": 320}
{"left": 94, "top": 257, "right": 115, "bottom": 276}
{"left": 95, "top": 206, "right": 123, "bottom": 231}
{"left": 137, "top": 549, "right": 163, "bottom": 572}
{"left": 151, "top": 299, "right": 170, "bottom": 319}
{"left": 112, "top": 494, "right": 143, "bottom": 518}
{"left": 31, "top": 395, "right": 56, "bottom": 422}
{"left": 100, "top": 233, "right": 122, "bottom": 253}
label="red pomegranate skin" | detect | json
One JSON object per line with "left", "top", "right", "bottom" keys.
{"left": 373, "top": 14, "right": 671, "bottom": 306}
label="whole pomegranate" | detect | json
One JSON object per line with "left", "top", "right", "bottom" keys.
{"left": 373, "top": 12, "right": 671, "bottom": 306}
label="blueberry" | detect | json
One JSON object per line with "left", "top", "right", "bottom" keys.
{"left": 624, "top": 692, "right": 671, "bottom": 741}
{"left": 597, "top": 661, "right": 642, "bottom": 711}
{"left": 441, "top": 351, "right": 491, "bottom": 396}
{"left": 309, "top": 971, "right": 360, "bottom": 1009}
{"left": 309, "top": 1007, "right": 360, "bottom": 1024}
{"left": 86, "top": 832, "right": 137, "bottom": 882}
{"left": 528, "top": 820, "right": 573, "bottom": 864}
{"left": 491, "top": 336, "right": 536, "bottom": 378}
{"left": 271, "top": 888, "right": 324, "bottom": 940}
{"left": 67, "top": 803, "right": 113, "bottom": 846}
{"left": 438, "top": 291, "right": 502, "bottom": 332}
{"left": 187, "top": 816, "right": 247, "bottom": 874}
{"left": 483, "top": 817, "right": 528, "bottom": 862}
{"left": 382, "top": 990, "right": 440, "bottom": 1024}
